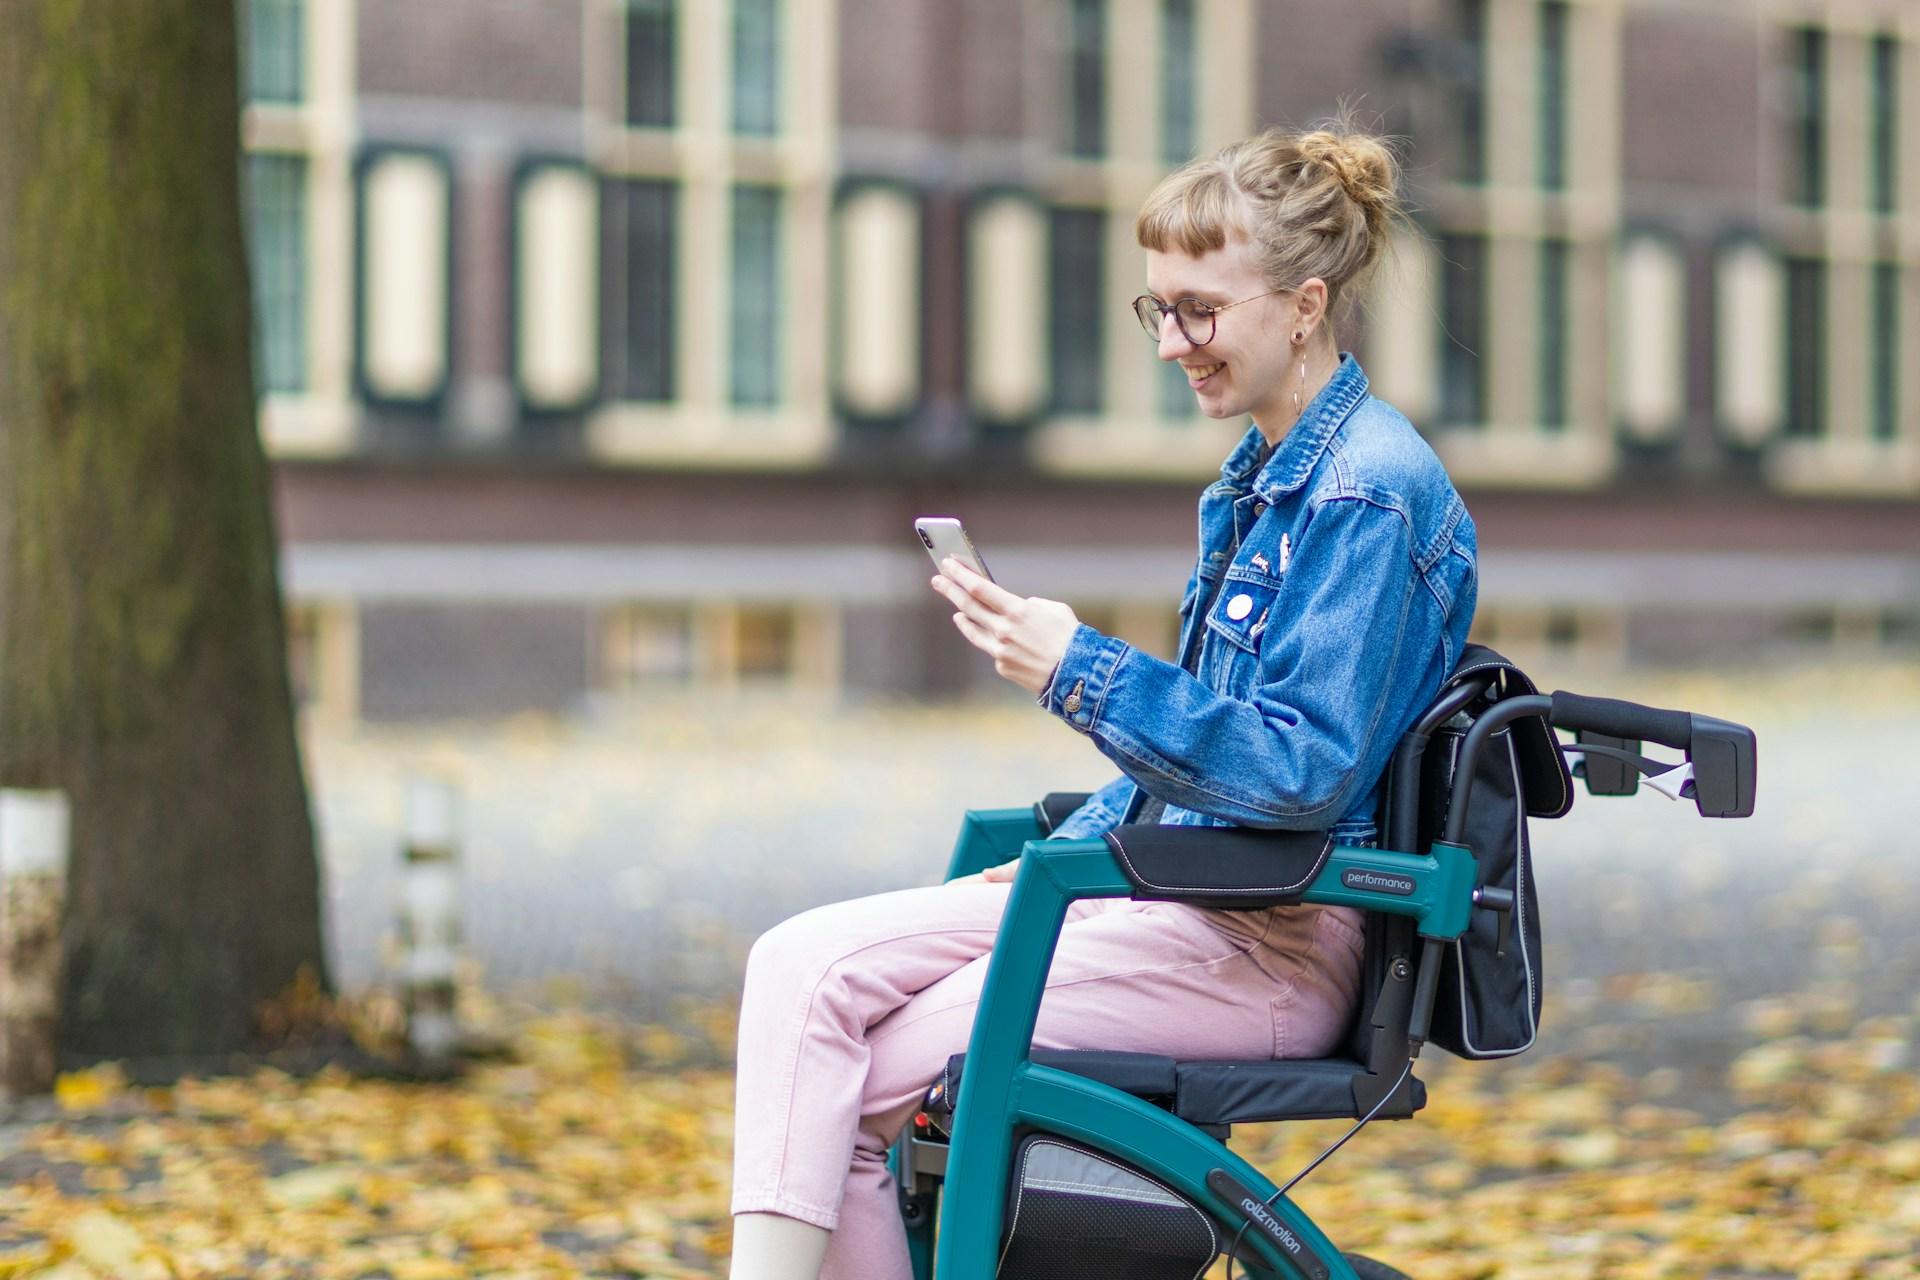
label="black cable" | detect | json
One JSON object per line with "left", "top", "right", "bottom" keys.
{"left": 1559, "top": 741, "right": 1696, "bottom": 798}
{"left": 1557, "top": 740, "right": 1672, "bottom": 778}
{"left": 1223, "top": 1056, "right": 1417, "bottom": 1279}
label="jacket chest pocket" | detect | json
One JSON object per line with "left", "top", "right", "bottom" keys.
{"left": 1203, "top": 577, "right": 1280, "bottom": 659}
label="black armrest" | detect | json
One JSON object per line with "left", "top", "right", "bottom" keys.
{"left": 1551, "top": 693, "right": 1758, "bottom": 819}
{"left": 1034, "top": 792, "right": 1094, "bottom": 834}
{"left": 1102, "top": 824, "right": 1333, "bottom": 908}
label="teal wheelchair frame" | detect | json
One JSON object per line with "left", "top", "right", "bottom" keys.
{"left": 888, "top": 685, "right": 1757, "bottom": 1279}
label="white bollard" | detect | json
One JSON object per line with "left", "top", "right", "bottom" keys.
{"left": 0, "top": 789, "right": 71, "bottom": 1098}
{"left": 399, "top": 774, "right": 462, "bottom": 1070}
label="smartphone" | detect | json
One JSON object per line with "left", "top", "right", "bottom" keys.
{"left": 914, "top": 517, "right": 995, "bottom": 583}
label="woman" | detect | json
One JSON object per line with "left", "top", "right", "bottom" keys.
{"left": 729, "top": 124, "right": 1477, "bottom": 1280}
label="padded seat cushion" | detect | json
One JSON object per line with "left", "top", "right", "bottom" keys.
{"left": 931, "top": 1050, "right": 1423, "bottom": 1126}
{"left": 929, "top": 1050, "right": 1175, "bottom": 1115}
{"left": 1174, "top": 1056, "right": 1425, "bottom": 1124}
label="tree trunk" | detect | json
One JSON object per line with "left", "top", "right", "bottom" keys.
{"left": 0, "top": 0, "right": 329, "bottom": 1056}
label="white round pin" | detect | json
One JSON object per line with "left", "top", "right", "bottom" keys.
{"left": 1226, "top": 593, "right": 1254, "bottom": 621}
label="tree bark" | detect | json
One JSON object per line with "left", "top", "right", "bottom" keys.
{"left": 0, "top": 0, "right": 329, "bottom": 1056}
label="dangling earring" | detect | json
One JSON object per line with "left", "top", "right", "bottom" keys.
{"left": 1291, "top": 332, "right": 1307, "bottom": 419}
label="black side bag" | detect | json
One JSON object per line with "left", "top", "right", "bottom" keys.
{"left": 997, "top": 1134, "right": 1219, "bottom": 1280}
{"left": 1417, "top": 647, "right": 1571, "bottom": 1060}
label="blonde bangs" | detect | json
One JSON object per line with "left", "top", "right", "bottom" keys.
{"left": 1133, "top": 164, "right": 1245, "bottom": 258}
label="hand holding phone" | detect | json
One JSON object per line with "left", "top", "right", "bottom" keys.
{"left": 921, "top": 516, "right": 1080, "bottom": 700}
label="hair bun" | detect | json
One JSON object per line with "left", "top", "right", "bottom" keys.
{"left": 1297, "top": 129, "right": 1398, "bottom": 231}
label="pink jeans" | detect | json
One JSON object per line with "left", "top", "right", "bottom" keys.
{"left": 730, "top": 879, "right": 1365, "bottom": 1280}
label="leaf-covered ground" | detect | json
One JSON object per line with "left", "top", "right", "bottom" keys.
{"left": 2, "top": 997, "right": 1917, "bottom": 1279}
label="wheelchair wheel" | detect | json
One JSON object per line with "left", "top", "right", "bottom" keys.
{"left": 1343, "top": 1255, "right": 1414, "bottom": 1279}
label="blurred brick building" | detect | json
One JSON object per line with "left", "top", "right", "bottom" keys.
{"left": 240, "top": 0, "right": 1919, "bottom": 722}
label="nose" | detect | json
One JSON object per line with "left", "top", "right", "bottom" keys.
{"left": 1156, "top": 312, "right": 1195, "bottom": 362}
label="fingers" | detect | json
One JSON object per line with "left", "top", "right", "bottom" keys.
{"left": 954, "top": 612, "right": 1027, "bottom": 684}
{"left": 931, "top": 559, "right": 1040, "bottom": 635}
{"left": 931, "top": 561, "right": 1076, "bottom": 697}
{"left": 952, "top": 611, "right": 995, "bottom": 651}
{"left": 942, "top": 558, "right": 1024, "bottom": 612}
{"left": 933, "top": 562, "right": 1023, "bottom": 635}
{"left": 948, "top": 859, "right": 1019, "bottom": 887}
{"left": 931, "top": 571, "right": 1003, "bottom": 628}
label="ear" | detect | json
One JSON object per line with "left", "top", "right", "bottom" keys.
{"left": 1291, "top": 278, "right": 1330, "bottom": 340}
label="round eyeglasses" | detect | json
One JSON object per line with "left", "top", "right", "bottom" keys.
{"left": 1132, "top": 288, "right": 1291, "bottom": 346}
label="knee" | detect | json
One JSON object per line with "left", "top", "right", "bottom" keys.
{"left": 743, "top": 914, "right": 807, "bottom": 999}
{"left": 742, "top": 902, "right": 850, "bottom": 1002}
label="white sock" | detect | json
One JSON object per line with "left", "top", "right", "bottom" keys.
{"left": 728, "top": 1211, "right": 832, "bottom": 1280}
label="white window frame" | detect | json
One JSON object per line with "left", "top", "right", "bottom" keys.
{"left": 1027, "top": 0, "right": 1256, "bottom": 479}
{"left": 584, "top": 0, "right": 836, "bottom": 468}
{"left": 243, "top": 0, "right": 356, "bottom": 456}
{"left": 1423, "top": 0, "right": 1619, "bottom": 488}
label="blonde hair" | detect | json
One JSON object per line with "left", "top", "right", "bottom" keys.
{"left": 1135, "top": 123, "right": 1403, "bottom": 316}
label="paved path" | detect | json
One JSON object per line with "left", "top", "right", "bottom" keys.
{"left": 305, "top": 664, "right": 1920, "bottom": 1063}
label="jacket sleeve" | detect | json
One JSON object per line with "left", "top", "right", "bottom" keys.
{"left": 1042, "top": 773, "right": 1135, "bottom": 841}
{"left": 1036, "top": 495, "right": 1444, "bottom": 828}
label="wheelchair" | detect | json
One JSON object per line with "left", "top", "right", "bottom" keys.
{"left": 889, "top": 651, "right": 1758, "bottom": 1279}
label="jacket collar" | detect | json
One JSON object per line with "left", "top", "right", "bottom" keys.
{"left": 1217, "top": 353, "right": 1371, "bottom": 503}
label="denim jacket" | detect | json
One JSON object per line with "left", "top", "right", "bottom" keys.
{"left": 1041, "top": 354, "right": 1477, "bottom": 845}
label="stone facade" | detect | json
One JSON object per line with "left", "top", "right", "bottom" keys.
{"left": 234, "top": 0, "right": 1917, "bottom": 721}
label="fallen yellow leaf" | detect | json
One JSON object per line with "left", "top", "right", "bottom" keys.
{"left": 60, "top": 1210, "right": 168, "bottom": 1280}
{"left": 266, "top": 1163, "right": 360, "bottom": 1210}
{"left": 53, "top": 1064, "right": 127, "bottom": 1113}
{"left": 386, "top": 1256, "right": 471, "bottom": 1280}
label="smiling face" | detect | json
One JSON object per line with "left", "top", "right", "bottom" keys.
{"left": 1144, "top": 234, "right": 1300, "bottom": 427}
